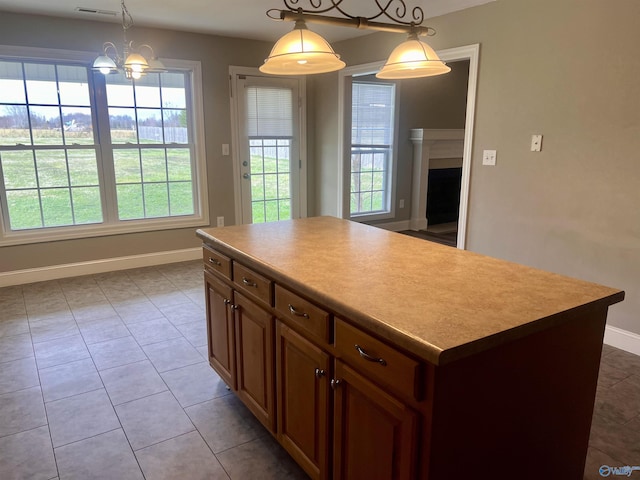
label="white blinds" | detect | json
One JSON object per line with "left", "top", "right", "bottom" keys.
{"left": 246, "top": 86, "right": 293, "bottom": 137}
{"left": 351, "top": 82, "right": 395, "bottom": 146}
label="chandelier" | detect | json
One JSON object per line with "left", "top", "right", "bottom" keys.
{"left": 260, "top": 0, "right": 451, "bottom": 79}
{"left": 92, "top": 0, "right": 166, "bottom": 80}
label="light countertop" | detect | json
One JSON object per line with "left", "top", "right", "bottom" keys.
{"left": 197, "top": 216, "right": 624, "bottom": 365}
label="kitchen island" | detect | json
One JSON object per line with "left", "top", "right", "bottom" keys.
{"left": 196, "top": 216, "right": 624, "bottom": 480}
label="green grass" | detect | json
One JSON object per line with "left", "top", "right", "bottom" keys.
{"left": 0, "top": 131, "right": 194, "bottom": 230}
{"left": 249, "top": 153, "right": 292, "bottom": 223}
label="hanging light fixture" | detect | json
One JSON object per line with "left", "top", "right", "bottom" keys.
{"left": 377, "top": 31, "right": 451, "bottom": 79}
{"left": 92, "top": 0, "right": 166, "bottom": 80}
{"left": 261, "top": 0, "right": 450, "bottom": 80}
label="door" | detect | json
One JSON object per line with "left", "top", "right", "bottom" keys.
{"left": 333, "top": 360, "right": 418, "bottom": 480}
{"left": 234, "top": 73, "right": 304, "bottom": 224}
{"left": 276, "top": 321, "right": 331, "bottom": 480}
{"left": 234, "top": 291, "right": 275, "bottom": 432}
{"left": 204, "top": 271, "right": 235, "bottom": 389}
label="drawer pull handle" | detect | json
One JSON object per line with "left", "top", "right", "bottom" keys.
{"left": 208, "top": 257, "right": 222, "bottom": 266}
{"left": 288, "top": 304, "right": 310, "bottom": 319}
{"left": 330, "top": 378, "right": 341, "bottom": 389}
{"left": 314, "top": 368, "right": 325, "bottom": 378}
{"left": 242, "top": 277, "right": 257, "bottom": 287}
{"left": 355, "top": 345, "right": 387, "bottom": 366}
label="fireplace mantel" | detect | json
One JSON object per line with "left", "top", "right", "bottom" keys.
{"left": 410, "top": 128, "right": 465, "bottom": 231}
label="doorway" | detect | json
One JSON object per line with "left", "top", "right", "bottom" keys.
{"left": 230, "top": 68, "right": 307, "bottom": 224}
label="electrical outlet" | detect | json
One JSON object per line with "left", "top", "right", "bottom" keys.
{"left": 483, "top": 150, "right": 497, "bottom": 166}
{"left": 216, "top": 216, "right": 224, "bottom": 227}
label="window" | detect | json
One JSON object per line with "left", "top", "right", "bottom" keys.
{"left": 350, "top": 80, "right": 396, "bottom": 217}
{"left": 0, "top": 50, "right": 207, "bottom": 246}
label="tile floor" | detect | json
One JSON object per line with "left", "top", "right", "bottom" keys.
{"left": 0, "top": 260, "right": 307, "bottom": 480}
{"left": 0, "top": 260, "right": 638, "bottom": 479}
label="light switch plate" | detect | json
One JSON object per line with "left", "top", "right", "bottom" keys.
{"left": 531, "top": 135, "right": 542, "bottom": 152}
{"left": 222, "top": 144, "right": 230, "bottom": 156}
{"left": 483, "top": 150, "right": 497, "bottom": 166}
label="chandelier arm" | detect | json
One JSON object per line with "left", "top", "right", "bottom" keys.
{"left": 278, "top": 0, "right": 423, "bottom": 25}
{"left": 278, "top": 9, "right": 431, "bottom": 35}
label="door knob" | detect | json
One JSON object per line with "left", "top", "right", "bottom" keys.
{"left": 242, "top": 161, "right": 248, "bottom": 166}
{"left": 243, "top": 173, "right": 250, "bottom": 179}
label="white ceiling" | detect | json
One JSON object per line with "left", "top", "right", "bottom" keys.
{"left": 0, "top": 0, "right": 493, "bottom": 42}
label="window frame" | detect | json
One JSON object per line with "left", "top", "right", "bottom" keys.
{"left": 339, "top": 62, "right": 400, "bottom": 222}
{"left": 0, "top": 45, "right": 208, "bottom": 247}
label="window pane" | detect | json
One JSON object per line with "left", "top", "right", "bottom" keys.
{"left": 169, "top": 182, "right": 193, "bottom": 215}
{"left": 0, "top": 105, "right": 31, "bottom": 145}
{"left": 106, "top": 75, "right": 134, "bottom": 106}
{"left": 67, "top": 150, "right": 99, "bottom": 186}
{"left": 135, "top": 74, "right": 160, "bottom": 107}
{"left": 167, "top": 149, "right": 192, "bottom": 181}
{"left": 0, "top": 61, "right": 26, "bottom": 104}
{"left": 137, "top": 109, "right": 162, "bottom": 144}
{"left": 141, "top": 149, "right": 167, "bottom": 182}
{"left": 117, "top": 184, "right": 144, "bottom": 219}
{"left": 30, "top": 106, "right": 62, "bottom": 145}
{"left": 109, "top": 107, "right": 137, "bottom": 143}
{"left": 36, "top": 150, "right": 68, "bottom": 188}
{"left": 264, "top": 200, "right": 278, "bottom": 222}
{"left": 41, "top": 188, "right": 73, "bottom": 226}
{"left": 114, "top": 149, "right": 142, "bottom": 183}
{"left": 1, "top": 151, "right": 37, "bottom": 188}
{"left": 57, "top": 66, "right": 90, "bottom": 106}
{"left": 143, "top": 183, "right": 169, "bottom": 217}
{"left": 71, "top": 186, "right": 103, "bottom": 224}
{"left": 6, "top": 189, "right": 41, "bottom": 229}
{"left": 24, "top": 63, "right": 58, "bottom": 105}
{"left": 161, "top": 72, "right": 186, "bottom": 108}
{"left": 252, "top": 202, "right": 265, "bottom": 223}
{"left": 62, "top": 107, "right": 94, "bottom": 145}
{"left": 251, "top": 174, "right": 265, "bottom": 201}
{"left": 278, "top": 173, "right": 290, "bottom": 198}
{"left": 163, "top": 109, "right": 188, "bottom": 143}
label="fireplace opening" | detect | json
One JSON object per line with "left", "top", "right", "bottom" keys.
{"left": 427, "top": 167, "right": 462, "bottom": 226}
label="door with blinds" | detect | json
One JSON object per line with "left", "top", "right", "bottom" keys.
{"left": 234, "top": 74, "right": 302, "bottom": 224}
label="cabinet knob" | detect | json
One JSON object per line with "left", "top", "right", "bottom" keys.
{"left": 230, "top": 304, "right": 239, "bottom": 311}
{"left": 223, "top": 298, "right": 231, "bottom": 306}
{"left": 355, "top": 344, "right": 387, "bottom": 366}
{"left": 315, "top": 368, "right": 326, "bottom": 379}
{"left": 330, "top": 378, "right": 341, "bottom": 389}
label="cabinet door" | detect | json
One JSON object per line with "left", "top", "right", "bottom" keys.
{"left": 276, "top": 321, "right": 330, "bottom": 480}
{"left": 204, "top": 271, "right": 235, "bottom": 389}
{"left": 333, "top": 360, "right": 418, "bottom": 480}
{"left": 234, "top": 292, "right": 275, "bottom": 432}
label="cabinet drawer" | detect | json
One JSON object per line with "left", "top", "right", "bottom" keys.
{"left": 233, "top": 262, "right": 273, "bottom": 307}
{"left": 275, "top": 285, "right": 331, "bottom": 344}
{"left": 203, "top": 246, "right": 232, "bottom": 280}
{"left": 334, "top": 318, "right": 422, "bottom": 401}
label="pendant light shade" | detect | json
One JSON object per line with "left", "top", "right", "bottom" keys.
{"left": 260, "top": 20, "right": 346, "bottom": 75}
{"left": 92, "top": 54, "right": 118, "bottom": 75}
{"left": 376, "top": 33, "right": 451, "bottom": 79}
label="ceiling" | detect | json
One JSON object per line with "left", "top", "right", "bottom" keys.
{"left": 0, "top": 0, "right": 494, "bottom": 43}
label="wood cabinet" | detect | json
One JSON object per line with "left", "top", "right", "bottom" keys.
{"left": 276, "top": 321, "right": 330, "bottom": 480}
{"left": 204, "top": 270, "right": 235, "bottom": 389}
{"left": 332, "top": 360, "right": 418, "bottom": 480}
{"left": 198, "top": 217, "right": 624, "bottom": 480}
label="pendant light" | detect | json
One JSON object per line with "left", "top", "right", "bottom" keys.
{"left": 376, "top": 32, "right": 451, "bottom": 79}
{"left": 262, "top": 1, "right": 450, "bottom": 80}
{"left": 260, "top": 19, "right": 346, "bottom": 75}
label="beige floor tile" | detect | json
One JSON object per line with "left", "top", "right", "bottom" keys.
{"left": 0, "top": 356, "right": 39, "bottom": 395}
{"left": 174, "top": 320, "right": 208, "bottom": 348}
{"left": 100, "top": 360, "right": 168, "bottom": 405}
{"left": 0, "top": 315, "right": 29, "bottom": 338}
{"left": 136, "top": 431, "right": 229, "bottom": 480}
{"left": 115, "top": 390, "right": 195, "bottom": 450}
{"left": 33, "top": 335, "right": 89, "bottom": 370}
{"left": 39, "top": 358, "right": 103, "bottom": 403}
{"left": 0, "top": 386, "right": 47, "bottom": 437}
{"left": 46, "top": 388, "right": 120, "bottom": 447}
{"left": 88, "top": 336, "right": 147, "bottom": 371}
{"left": 161, "top": 302, "right": 205, "bottom": 326}
{"left": 54, "top": 428, "right": 143, "bottom": 480}
{"left": 161, "top": 362, "right": 229, "bottom": 407}
{"left": 78, "top": 316, "right": 130, "bottom": 345}
{"left": 112, "top": 300, "right": 165, "bottom": 325}
{"left": 126, "top": 318, "right": 182, "bottom": 346}
{"left": 142, "top": 337, "right": 202, "bottom": 373}
{"left": 0, "top": 425, "right": 57, "bottom": 480}
{"left": 0, "top": 332, "right": 33, "bottom": 364}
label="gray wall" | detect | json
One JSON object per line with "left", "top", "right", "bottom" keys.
{"left": 0, "top": 11, "right": 272, "bottom": 272}
{"left": 313, "top": 0, "right": 640, "bottom": 335}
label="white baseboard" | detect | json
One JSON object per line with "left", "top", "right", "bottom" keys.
{"left": 604, "top": 325, "right": 640, "bottom": 356}
{"left": 0, "top": 247, "right": 201, "bottom": 287}
{"left": 374, "top": 220, "right": 411, "bottom": 232}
